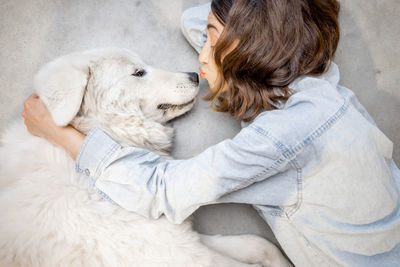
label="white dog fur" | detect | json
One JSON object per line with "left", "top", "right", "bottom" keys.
{"left": 0, "top": 48, "right": 291, "bottom": 267}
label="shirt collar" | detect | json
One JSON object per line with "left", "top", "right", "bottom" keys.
{"left": 289, "top": 61, "right": 340, "bottom": 92}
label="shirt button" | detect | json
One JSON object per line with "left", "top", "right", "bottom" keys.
{"left": 84, "top": 169, "right": 90, "bottom": 176}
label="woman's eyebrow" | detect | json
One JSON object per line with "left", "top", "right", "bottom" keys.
{"left": 207, "top": 24, "right": 219, "bottom": 33}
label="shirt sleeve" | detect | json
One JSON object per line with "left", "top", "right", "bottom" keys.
{"left": 76, "top": 126, "right": 287, "bottom": 224}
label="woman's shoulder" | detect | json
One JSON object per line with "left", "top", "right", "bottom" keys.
{"left": 246, "top": 63, "right": 352, "bottom": 152}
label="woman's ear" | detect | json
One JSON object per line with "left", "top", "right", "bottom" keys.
{"left": 33, "top": 53, "right": 93, "bottom": 126}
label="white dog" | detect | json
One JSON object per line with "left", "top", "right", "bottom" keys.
{"left": 0, "top": 48, "right": 291, "bottom": 267}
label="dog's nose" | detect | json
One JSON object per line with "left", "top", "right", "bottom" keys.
{"left": 186, "top": 72, "right": 199, "bottom": 84}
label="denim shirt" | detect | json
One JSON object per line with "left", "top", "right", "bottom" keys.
{"left": 76, "top": 63, "right": 400, "bottom": 266}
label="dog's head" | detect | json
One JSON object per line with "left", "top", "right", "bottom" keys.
{"left": 34, "top": 48, "right": 199, "bottom": 153}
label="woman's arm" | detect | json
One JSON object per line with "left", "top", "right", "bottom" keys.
{"left": 22, "top": 94, "right": 288, "bottom": 224}
{"left": 22, "top": 93, "right": 85, "bottom": 159}
{"left": 76, "top": 125, "right": 287, "bottom": 224}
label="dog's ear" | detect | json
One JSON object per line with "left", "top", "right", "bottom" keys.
{"left": 34, "top": 54, "right": 92, "bottom": 126}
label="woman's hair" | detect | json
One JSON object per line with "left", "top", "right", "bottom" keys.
{"left": 205, "top": 0, "right": 340, "bottom": 122}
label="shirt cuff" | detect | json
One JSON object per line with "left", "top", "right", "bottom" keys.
{"left": 75, "top": 127, "right": 121, "bottom": 184}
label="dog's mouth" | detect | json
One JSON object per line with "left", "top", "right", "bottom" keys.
{"left": 157, "top": 98, "right": 195, "bottom": 111}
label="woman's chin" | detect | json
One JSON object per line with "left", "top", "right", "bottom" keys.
{"left": 205, "top": 79, "right": 216, "bottom": 90}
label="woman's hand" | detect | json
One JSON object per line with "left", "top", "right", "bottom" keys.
{"left": 22, "top": 93, "right": 59, "bottom": 144}
{"left": 21, "top": 93, "right": 86, "bottom": 159}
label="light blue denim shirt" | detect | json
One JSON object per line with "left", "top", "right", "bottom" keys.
{"left": 76, "top": 62, "right": 400, "bottom": 266}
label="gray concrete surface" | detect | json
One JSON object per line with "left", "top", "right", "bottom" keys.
{"left": 1, "top": 0, "right": 399, "bottom": 248}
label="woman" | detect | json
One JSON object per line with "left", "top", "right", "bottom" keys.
{"left": 22, "top": 0, "right": 400, "bottom": 265}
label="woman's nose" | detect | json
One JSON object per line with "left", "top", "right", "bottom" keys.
{"left": 198, "top": 45, "right": 208, "bottom": 65}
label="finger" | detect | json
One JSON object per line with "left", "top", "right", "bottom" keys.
{"left": 24, "top": 96, "right": 32, "bottom": 108}
{"left": 23, "top": 99, "right": 33, "bottom": 109}
{"left": 26, "top": 93, "right": 38, "bottom": 101}
{"left": 26, "top": 94, "right": 34, "bottom": 100}
{"left": 24, "top": 94, "right": 39, "bottom": 108}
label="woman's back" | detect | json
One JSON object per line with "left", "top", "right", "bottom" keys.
{"left": 225, "top": 63, "right": 400, "bottom": 266}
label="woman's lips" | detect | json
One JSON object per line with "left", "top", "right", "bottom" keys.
{"left": 199, "top": 67, "right": 206, "bottom": 79}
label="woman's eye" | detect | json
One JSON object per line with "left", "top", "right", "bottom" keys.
{"left": 132, "top": 69, "right": 146, "bottom": 77}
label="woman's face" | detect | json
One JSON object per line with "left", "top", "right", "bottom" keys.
{"left": 198, "top": 12, "right": 225, "bottom": 90}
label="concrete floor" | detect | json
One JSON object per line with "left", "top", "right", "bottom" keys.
{"left": 1, "top": 0, "right": 399, "bottom": 247}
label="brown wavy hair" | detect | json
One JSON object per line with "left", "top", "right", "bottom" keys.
{"left": 204, "top": 0, "right": 340, "bottom": 122}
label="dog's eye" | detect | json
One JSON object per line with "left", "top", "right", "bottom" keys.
{"left": 132, "top": 69, "right": 146, "bottom": 77}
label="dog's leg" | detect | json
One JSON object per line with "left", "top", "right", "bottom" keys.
{"left": 199, "top": 234, "right": 293, "bottom": 267}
